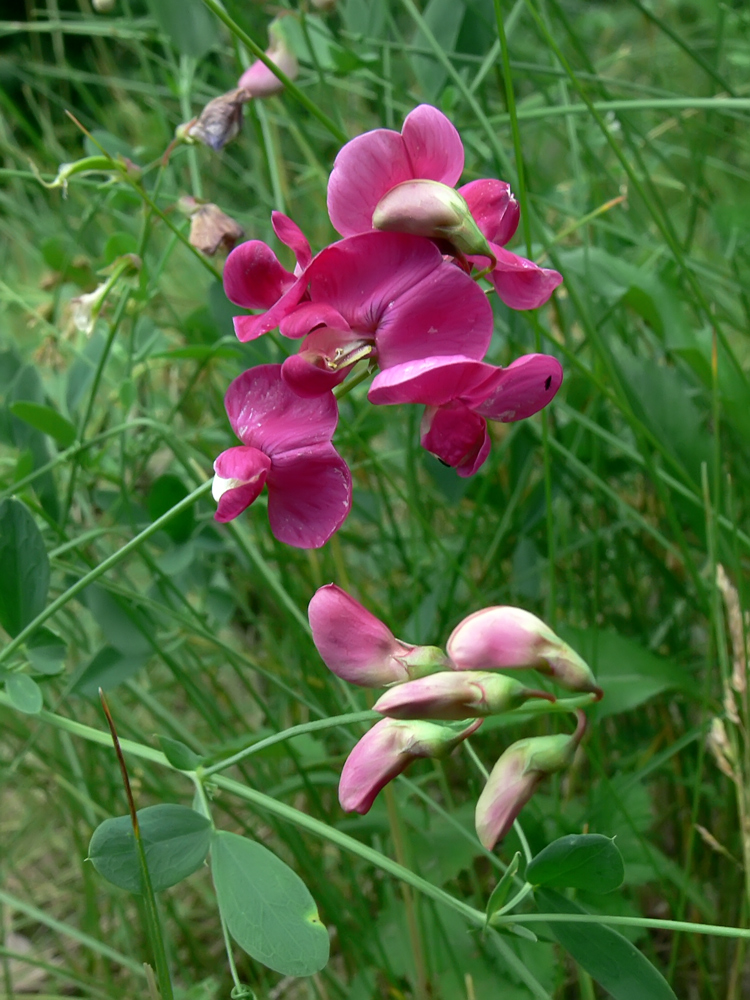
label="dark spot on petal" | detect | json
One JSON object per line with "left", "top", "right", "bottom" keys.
{"left": 438, "top": 459, "right": 451, "bottom": 468}
{"left": 544, "top": 375, "right": 552, "bottom": 391}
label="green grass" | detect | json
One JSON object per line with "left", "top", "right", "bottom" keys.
{"left": 1, "top": 0, "right": 750, "bottom": 996}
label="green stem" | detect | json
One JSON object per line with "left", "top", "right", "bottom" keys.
{"left": 198, "top": 0, "right": 347, "bottom": 144}
{"left": 0, "top": 481, "right": 212, "bottom": 666}
{"left": 201, "top": 711, "right": 376, "bottom": 776}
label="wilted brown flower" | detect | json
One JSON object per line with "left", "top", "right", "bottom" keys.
{"left": 181, "top": 198, "right": 244, "bottom": 256}
{"left": 186, "top": 89, "right": 249, "bottom": 151}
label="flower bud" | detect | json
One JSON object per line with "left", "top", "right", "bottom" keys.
{"left": 373, "top": 179, "right": 495, "bottom": 262}
{"left": 238, "top": 18, "right": 299, "bottom": 97}
{"left": 475, "top": 710, "right": 586, "bottom": 848}
{"left": 447, "top": 606, "right": 602, "bottom": 698}
{"left": 373, "top": 671, "right": 553, "bottom": 720}
{"left": 340, "top": 717, "right": 482, "bottom": 813}
{"left": 308, "top": 584, "right": 447, "bottom": 687}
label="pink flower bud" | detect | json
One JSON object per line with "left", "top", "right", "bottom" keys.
{"left": 373, "top": 671, "right": 553, "bottom": 720}
{"left": 475, "top": 710, "right": 586, "bottom": 848}
{"left": 447, "top": 606, "right": 602, "bottom": 698}
{"left": 372, "top": 179, "right": 495, "bottom": 262}
{"left": 238, "top": 19, "right": 299, "bottom": 98}
{"left": 308, "top": 584, "right": 447, "bottom": 687}
{"left": 340, "top": 717, "right": 482, "bottom": 813}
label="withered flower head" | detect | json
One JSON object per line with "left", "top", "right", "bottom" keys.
{"left": 180, "top": 198, "right": 244, "bottom": 256}
{"left": 186, "top": 89, "right": 249, "bottom": 151}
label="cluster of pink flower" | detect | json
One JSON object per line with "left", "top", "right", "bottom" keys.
{"left": 212, "top": 105, "right": 564, "bottom": 548}
{"left": 308, "top": 585, "right": 601, "bottom": 848}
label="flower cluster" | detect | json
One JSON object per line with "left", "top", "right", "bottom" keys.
{"left": 212, "top": 105, "right": 565, "bottom": 546}
{"left": 309, "top": 584, "right": 602, "bottom": 849}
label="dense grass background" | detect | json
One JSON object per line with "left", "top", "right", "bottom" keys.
{"left": 2, "top": 0, "right": 750, "bottom": 996}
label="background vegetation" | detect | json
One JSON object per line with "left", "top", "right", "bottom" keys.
{"left": 1, "top": 0, "right": 750, "bottom": 996}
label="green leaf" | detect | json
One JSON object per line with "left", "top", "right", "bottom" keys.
{"left": 0, "top": 498, "right": 50, "bottom": 638}
{"left": 103, "top": 231, "right": 138, "bottom": 265}
{"left": 88, "top": 804, "right": 211, "bottom": 894}
{"left": 411, "top": 0, "right": 465, "bottom": 100}
{"left": 557, "top": 627, "right": 696, "bottom": 717}
{"left": 211, "top": 830, "right": 329, "bottom": 977}
{"left": 159, "top": 736, "right": 204, "bottom": 771}
{"left": 26, "top": 627, "right": 67, "bottom": 675}
{"left": 9, "top": 401, "right": 76, "bottom": 448}
{"left": 72, "top": 646, "right": 147, "bottom": 698}
{"left": 5, "top": 673, "right": 43, "bottom": 714}
{"left": 148, "top": 474, "right": 195, "bottom": 544}
{"left": 485, "top": 851, "right": 521, "bottom": 927}
{"left": 527, "top": 835, "right": 624, "bottom": 893}
{"left": 535, "top": 889, "right": 677, "bottom": 1000}
{"left": 85, "top": 585, "right": 153, "bottom": 655}
{"left": 146, "top": 0, "right": 219, "bottom": 58}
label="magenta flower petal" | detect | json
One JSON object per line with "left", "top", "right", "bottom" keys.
{"left": 281, "top": 353, "right": 350, "bottom": 398}
{"left": 369, "top": 355, "right": 491, "bottom": 407}
{"left": 485, "top": 244, "right": 563, "bottom": 310}
{"left": 308, "top": 583, "right": 415, "bottom": 686}
{"left": 400, "top": 105, "right": 464, "bottom": 187}
{"left": 421, "top": 401, "right": 491, "bottom": 477}
{"left": 469, "top": 354, "right": 563, "bottom": 422}
{"left": 212, "top": 446, "right": 271, "bottom": 522}
{"left": 272, "top": 211, "right": 312, "bottom": 271}
{"left": 223, "top": 240, "right": 295, "bottom": 309}
{"left": 475, "top": 754, "right": 541, "bottom": 849}
{"left": 266, "top": 444, "right": 351, "bottom": 548}
{"left": 339, "top": 717, "right": 481, "bottom": 813}
{"left": 458, "top": 179, "right": 519, "bottom": 246}
{"left": 224, "top": 364, "right": 339, "bottom": 453}
{"left": 308, "top": 231, "right": 444, "bottom": 332}
{"left": 232, "top": 276, "right": 309, "bottom": 343}
{"left": 375, "top": 260, "right": 493, "bottom": 368}
{"left": 279, "top": 301, "right": 350, "bottom": 340}
{"left": 327, "top": 129, "right": 414, "bottom": 237}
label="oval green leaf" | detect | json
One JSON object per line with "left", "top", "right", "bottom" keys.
{"left": 147, "top": 474, "right": 195, "bottom": 544}
{"left": 27, "top": 627, "right": 67, "bottom": 675}
{"left": 535, "top": 888, "right": 677, "bottom": 1000}
{"left": 527, "top": 834, "right": 624, "bottom": 893}
{"left": 5, "top": 673, "right": 43, "bottom": 714}
{"left": 72, "top": 646, "right": 147, "bottom": 698}
{"left": 159, "top": 736, "right": 204, "bottom": 772}
{"left": 9, "top": 401, "right": 76, "bottom": 448}
{"left": 146, "top": 0, "right": 219, "bottom": 58}
{"left": 211, "top": 830, "right": 329, "bottom": 977}
{"left": 88, "top": 804, "right": 211, "bottom": 894}
{"left": 0, "top": 498, "right": 50, "bottom": 638}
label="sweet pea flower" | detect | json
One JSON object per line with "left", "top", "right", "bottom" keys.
{"left": 309, "top": 584, "right": 447, "bottom": 686}
{"left": 339, "top": 717, "right": 481, "bottom": 814}
{"left": 224, "top": 226, "right": 493, "bottom": 395}
{"left": 447, "top": 606, "right": 602, "bottom": 697}
{"left": 373, "top": 671, "right": 553, "bottom": 721}
{"left": 327, "top": 104, "right": 562, "bottom": 310}
{"left": 212, "top": 365, "right": 351, "bottom": 548}
{"left": 223, "top": 211, "right": 313, "bottom": 343}
{"left": 475, "top": 710, "right": 587, "bottom": 849}
{"left": 238, "top": 17, "right": 299, "bottom": 97}
{"left": 369, "top": 353, "right": 563, "bottom": 476}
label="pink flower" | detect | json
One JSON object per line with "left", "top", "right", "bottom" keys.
{"left": 475, "top": 711, "right": 587, "bottom": 849}
{"left": 308, "top": 584, "right": 447, "bottom": 687}
{"left": 369, "top": 353, "right": 563, "bottom": 476}
{"left": 212, "top": 365, "right": 351, "bottom": 548}
{"left": 223, "top": 212, "right": 313, "bottom": 343}
{"left": 326, "top": 105, "right": 562, "bottom": 310}
{"left": 373, "top": 671, "right": 553, "bottom": 720}
{"left": 339, "top": 717, "right": 481, "bottom": 814}
{"left": 447, "top": 606, "right": 602, "bottom": 697}
{"left": 238, "top": 17, "right": 299, "bottom": 97}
